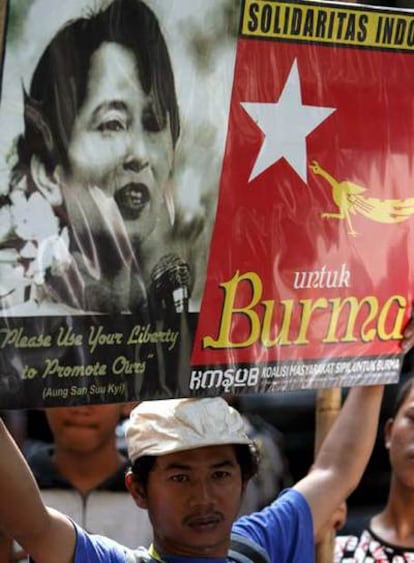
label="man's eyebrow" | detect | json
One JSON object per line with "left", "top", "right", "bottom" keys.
{"left": 162, "top": 460, "right": 237, "bottom": 471}
{"left": 211, "top": 460, "right": 237, "bottom": 470}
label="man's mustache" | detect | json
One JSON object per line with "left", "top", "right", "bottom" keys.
{"left": 183, "top": 511, "right": 224, "bottom": 527}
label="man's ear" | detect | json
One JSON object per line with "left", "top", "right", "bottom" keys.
{"left": 240, "top": 479, "right": 249, "bottom": 499}
{"left": 30, "top": 155, "right": 63, "bottom": 207}
{"left": 384, "top": 418, "right": 394, "bottom": 450}
{"left": 125, "top": 472, "right": 149, "bottom": 509}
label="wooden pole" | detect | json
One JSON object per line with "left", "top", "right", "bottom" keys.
{"left": 0, "top": 0, "right": 5, "bottom": 45}
{"left": 314, "top": 387, "right": 342, "bottom": 563}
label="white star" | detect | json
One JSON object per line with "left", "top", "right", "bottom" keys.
{"left": 241, "top": 59, "right": 336, "bottom": 183}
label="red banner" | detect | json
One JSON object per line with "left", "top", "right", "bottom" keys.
{"left": 192, "top": 2, "right": 414, "bottom": 391}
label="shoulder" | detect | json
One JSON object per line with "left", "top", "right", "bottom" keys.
{"left": 235, "top": 488, "right": 311, "bottom": 527}
{"left": 232, "top": 489, "right": 313, "bottom": 562}
{"left": 229, "top": 533, "right": 271, "bottom": 563}
{"left": 73, "top": 522, "right": 154, "bottom": 563}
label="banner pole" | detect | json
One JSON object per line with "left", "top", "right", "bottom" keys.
{"left": 314, "top": 387, "right": 342, "bottom": 563}
{"left": 0, "top": 0, "right": 5, "bottom": 42}
{"left": 0, "top": 2, "right": 5, "bottom": 50}
{"left": 312, "top": 0, "right": 353, "bottom": 556}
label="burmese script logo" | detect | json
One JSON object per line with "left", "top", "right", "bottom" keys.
{"left": 310, "top": 161, "right": 414, "bottom": 236}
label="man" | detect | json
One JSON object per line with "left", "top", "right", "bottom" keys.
{"left": 0, "top": 384, "right": 385, "bottom": 562}
{"left": 29, "top": 405, "right": 152, "bottom": 548}
{"left": 7, "top": 404, "right": 151, "bottom": 561}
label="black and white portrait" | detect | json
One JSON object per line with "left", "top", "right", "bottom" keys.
{"left": 0, "top": 0, "right": 239, "bottom": 317}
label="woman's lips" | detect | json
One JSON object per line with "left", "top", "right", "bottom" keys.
{"left": 114, "top": 183, "right": 150, "bottom": 220}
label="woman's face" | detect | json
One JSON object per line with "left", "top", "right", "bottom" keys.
{"left": 386, "top": 386, "right": 414, "bottom": 489}
{"left": 65, "top": 41, "right": 174, "bottom": 244}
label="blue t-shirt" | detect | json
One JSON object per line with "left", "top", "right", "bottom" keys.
{"left": 73, "top": 488, "right": 314, "bottom": 563}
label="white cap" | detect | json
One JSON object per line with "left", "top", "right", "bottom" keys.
{"left": 126, "top": 397, "right": 251, "bottom": 463}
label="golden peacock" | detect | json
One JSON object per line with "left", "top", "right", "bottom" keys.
{"left": 309, "top": 160, "right": 414, "bottom": 236}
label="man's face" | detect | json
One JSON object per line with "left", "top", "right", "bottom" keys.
{"left": 129, "top": 445, "right": 245, "bottom": 558}
{"left": 46, "top": 404, "right": 122, "bottom": 455}
{"left": 64, "top": 41, "right": 174, "bottom": 244}
{"left": 386, "top": 387, "right": 414, "bottom": 488}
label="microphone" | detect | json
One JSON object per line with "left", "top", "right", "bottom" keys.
{"left": 149, "top": 254, "right": 192, "bottom": 315}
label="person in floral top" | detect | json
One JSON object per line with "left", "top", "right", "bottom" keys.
{"left": 335, "top": 375, "right": 414, "bottom": 562}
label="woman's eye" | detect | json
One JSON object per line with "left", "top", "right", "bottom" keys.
{"left": 142, "top": 106, "right": 166, "bottom": 133}
{"left": 97, "top": 120, "right": 125, "bottom": 133}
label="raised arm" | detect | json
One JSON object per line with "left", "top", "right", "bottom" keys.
{"left": 300, "top": 317, "right": 414, "bottom": 537}
{"left": 294, "top": 384, "right": 384, "bottom": 538}
{"left": 0, "top": 418, "right": 76, "bottom": 563}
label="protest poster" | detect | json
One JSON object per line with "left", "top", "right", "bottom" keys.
{"left": 0, "top": 0, "right": 413, "bottom": 408}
